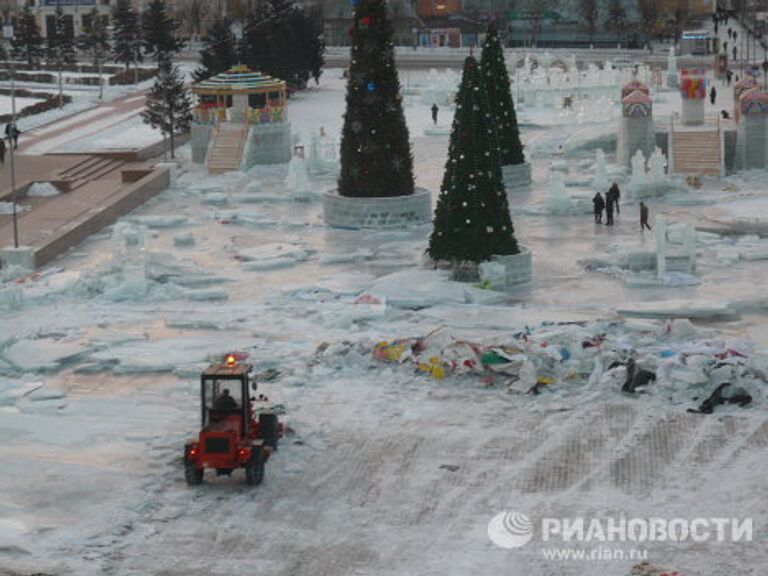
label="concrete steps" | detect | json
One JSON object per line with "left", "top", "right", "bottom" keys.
{"left": 57, "top": 156, "right": 126, "bottom": 191}
{"left": 206, "top": 123, "right": 246, "bottom": 174}
{"left": 672, "top": 131, "right": 722, "bottom": 177}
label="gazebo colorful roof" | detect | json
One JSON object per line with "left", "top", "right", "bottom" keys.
{"left": 734, "top": 77, "right": 757, "bottom": 89}
{"left": 622, "top": 90, "right": 651, "bottom": 104}
{"left": 620, "top": 80, "right": 649, "bottom": 100}
{"left": 739, "top": 88, "right": 768, "bottom": 115}
{"left": 193, "top": 65, "right": 286, "bottom": 95}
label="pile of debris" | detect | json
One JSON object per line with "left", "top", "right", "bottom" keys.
{"left": 311, "top": 319, "right": 766, "bottom": 414}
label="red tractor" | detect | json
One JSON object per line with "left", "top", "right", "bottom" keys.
{"left": 184, "top": 356, "right": 283, "bottom": 486}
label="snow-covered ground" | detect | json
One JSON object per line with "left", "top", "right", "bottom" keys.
{"left": 1, "top": 67, "right": 767, "bottom": 576}
{"left": 54, "top": 114, "right": 162, "bottom": 153}
{"left": 0, "top": 94, "right": 44, "bottom": 115}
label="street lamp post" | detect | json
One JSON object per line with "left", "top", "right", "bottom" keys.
{"left": 9, "top": 60, "right": 18, "bottom": 248}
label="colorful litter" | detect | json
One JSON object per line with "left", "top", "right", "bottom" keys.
{"left": 311, "top": 319, "right": 767, "bottom": 412}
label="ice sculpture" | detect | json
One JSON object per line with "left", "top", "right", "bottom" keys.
{"left": 592, "top": 149, "right": 609, "bottom": 192}
{"left": 545, "top": 171, "right": 573, "bottom": 215}
{"left": 284, "top": 150, "right": 313, "bottom": 196}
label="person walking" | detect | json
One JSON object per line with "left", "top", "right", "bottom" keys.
{"left": 640, "top": 201, "right": 652, "bottom": 232}
{"left": 609, "top": 182, "right": 621, "bottom": 215}
{"left": 0, "top": 137, "right": 6, "bottom": 165}
{"left": 12, "top": 125, "right": 20, "bottom": 150}
{"left": 726, "top": 69, "right": 733, "bottom": 86}
{"left": 733, "top": 45, "right": 738, "bottom": 62}
{"left": 593, "top": 192, "right": 605, "bottom": 224}
{"left": 431, "top": 103, "right": 439, "bottom": 126}
{"left": 710, "top": 85, "right": 717, "bottom": 105}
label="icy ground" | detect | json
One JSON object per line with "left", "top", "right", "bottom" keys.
{"left": 1, "top": 69, "right": 767, "bottom": 575}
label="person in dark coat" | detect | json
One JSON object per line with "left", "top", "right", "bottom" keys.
{"left": 431, "top": 103, "right": 439, "bottom": 125}
{"left": 710, "top": 85, "right": 717, "bottom": 105}
{"left": 640, "top": 201, "right": 652, "bottom": 232}
{"left": 733, "top": 45, "right": 738, "bottom": 61}
{"left": 12, "top": 125, "right": 20, "bottom": 150}
{"left": 213, "top": 388, "right": 238, "bottom": 410}
{"left": 593, "top": 192, "right": 605, "bottom": 224}
{"left": 605, "top": 194, "right": 614, "bottom": 225}
{"left": 608, "top": 182, "right": 620, "bottom": 214}
{"left": 0, "top": 137, "right": 6, "bottom": 164}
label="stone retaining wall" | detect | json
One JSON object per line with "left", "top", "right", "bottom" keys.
{"left": 323, "top": 188, "right": 432, "bottom": 228}
{"left": 32, "top": 167, "right": 170, "bottom": 268}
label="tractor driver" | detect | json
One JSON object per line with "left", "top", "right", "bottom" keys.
{"left": 214, "top": 388, "right": 239, "bottom": 411}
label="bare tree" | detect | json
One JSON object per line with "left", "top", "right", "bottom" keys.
{"left": 578, "top": 0, "right": 599, "bottom": 42}
{"left": 671, "top": 0, "right": 690, "bottom": 41}
{"left": 176, "top": 0, "right": 209, "bottom": 39}
{"left": 637, "top": 0, "right": 659, "bottom": 41}
{"left": 606, "top": 0, "right": 626, "bottom": 34}
{"left": 520, "top": 0, "right": 561, "bottom": 46}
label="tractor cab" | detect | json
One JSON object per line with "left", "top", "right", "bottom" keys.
{"left": 201, "top": 361, "right": 250, "bottom": 433}
{"left": 184, "top": 355, "right": 282, "bottom": 487}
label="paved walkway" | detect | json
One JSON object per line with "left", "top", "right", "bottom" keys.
{"left": 0, "top": 88, "right": 159, "bottom": 263}
{"left": 18, "top": 90, "right": 148, "bottom": 156}
{"left": 0, "top": 90, "right": 148, "bottom": 202}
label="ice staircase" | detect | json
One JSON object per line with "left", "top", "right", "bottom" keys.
{"left": 670, "top": 130, "right": 722, "bottom": 177}
{"left": 206, "top": 123, "right": 247, "bottom": 174}
{"left": 57, "top": 157, "right": 126, "bottom": 191}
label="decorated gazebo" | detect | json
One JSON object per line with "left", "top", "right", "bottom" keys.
{"left": 190, "top": 65, "right": 292, "bottom": 170}
{"left": 192, "top": 65, "right": 287, "bottom": 125}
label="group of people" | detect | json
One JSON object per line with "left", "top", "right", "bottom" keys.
{"left": 592, "top": 182, "right": 621, "bottom": 226}
{"left": 0, "top": 122, "right": 21, "bottom": 164}
{"left": 592, "top": 182, "right": 652, "bottom": 232}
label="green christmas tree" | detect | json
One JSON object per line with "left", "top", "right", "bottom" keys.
{"left": 80, "top": 8, "right": 110, "bottom": 67}
{"left": 238, "top": 0, "right": 324, "bottom": 90}
{"left": 428, "top": 56, "right": 519, "bottom": 266}
{"left": 142, "top": 0, "right": 183, "bottom": 65}
{"left": 11, "top": 6, "right": 43, "bottom": 65}
{"left": 479, "top": 25, "right": 525, "bottom": 166}
{"left": 142, "top": 57, "right": 192, "bottom": 159}
{"left": 46, "top": 4, "right": 77, "bottom": 67}
{"left": 337, "top": 0, "right": 414, "bottom": 198}
{"left": 112, "top": 0, "right": 142, "bottom": 70}
{"left": 192, "top": 18, "right": 236, "bottom": 82}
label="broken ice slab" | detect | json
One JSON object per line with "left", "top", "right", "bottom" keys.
{"left": 318, "top": 250, "right": 374, "bottom": 265}
{"left": 236, "top": 242, "right": 312, "bottom": 263}
{"left": 1, "top": 339, "right": 89, "bottom": 373}
{"left": 616, "top": 301, "right": 739, "bottom": 320}
{"left": 184, "top": 289, "right": 229, "bottom": 302}
{"left": 242, "top": 257, "right": 298, "bottom": 272}
{"left": 172, "top": 232, "right": 195, "bottom": 247}
{"left": 124, "top": 215, "right": 188, "bottom": 229}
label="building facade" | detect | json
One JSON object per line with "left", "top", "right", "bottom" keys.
{"left": 12, "top": 0, "right": 114, "bottom": 39}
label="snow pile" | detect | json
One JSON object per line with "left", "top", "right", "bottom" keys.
{"left": 310, "top": 319, "right": 767, "bottom": 412}
{"left": 0, "top": 202, "right": 28, "bottom": 215}
{"left": 364, "top": 269, "right": 508, "bottom": 308}
{"left": 26, "top": 182, "right": 61, "bottom": 197}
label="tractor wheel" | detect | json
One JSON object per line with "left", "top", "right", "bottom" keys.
{"left": 185, "top": 461, "right": 203, "bottom": 486}
{"left": 245, "top": 448, "right": 265, "bottom": 486}
{"left": 259, "top": 413, "right": 279, "bottom": 450}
